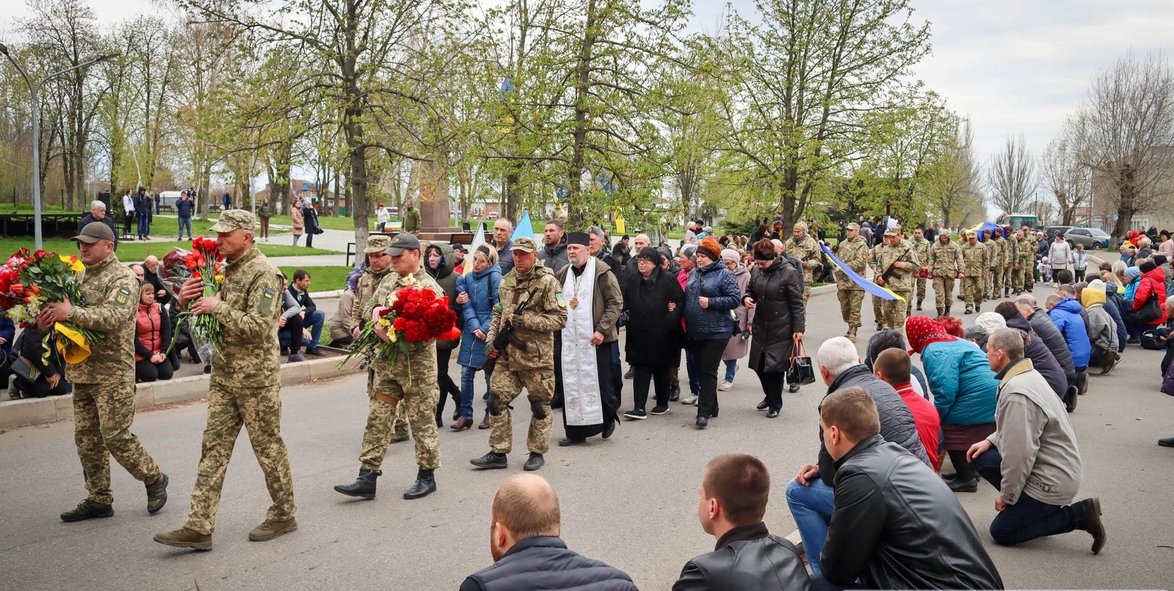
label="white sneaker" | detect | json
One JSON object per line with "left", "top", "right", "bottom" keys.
{"left": 681, "top": 395, "right": 698, "bottom": 405}
{"left": 718, "top": 381, "right": 733, "bottom": 391}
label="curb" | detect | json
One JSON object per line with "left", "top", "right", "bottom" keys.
{"left": 0, "top": 355, "right": 363, "bottom": 431}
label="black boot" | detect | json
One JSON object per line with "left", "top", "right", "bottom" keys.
{"left": 334, "top": 468, "right": 378, "bottom": 499}
{"left": 668, "top": 383, "right": 680, "bottom": 401}
{"left": 470, "top": 451, "right": 508, "bottom": 469}
{"left": 403, "top": 468, "right": 436, "bottom": 500}
{"left": 60, "top": 499, "right": 114, "bottom": 522}
{"left": 529, "top": 396, "right": 547, "bottom": 420}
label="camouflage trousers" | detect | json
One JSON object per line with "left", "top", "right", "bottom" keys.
{"left": 185, "top": 383, "right": 295, "bottom": 535}
{"left": 932, "top": 276, "right": 956, "bottom": 312}
{"left": 1011, "top": 267, "right": 1025, "bottom": 292}
{"left": 72, "top": 381, "right": 162, "bottom": 506}
{"left": 915, "top": 277, "right": 927, "bottom": 306}
{"left": 801, "top": 270, "right": 814, "bottom": 306}
{"left": 872, "top": 294, "right": 885, "bottom": 326}
{"left": 369, "top": 368, "right": 409, "bottom": 440}
{"left": 362, "top": 354, "right": 441, "bottom": 472}
{"left": 1002, "top": 266, "right": 1014, "bottom": 294}
{"left": 489, "top": 360, "right": 555, "bottom": 455}
{"left": 992, "top": 265, "right": 1005, "bottom": 296}
{"left": 962, "top": 276, "right": 983, "bottom": 310}
{"left": 837, "top": 288, "right": 864, "bottom": 329}
{"left": 881, "top": 291, "right": 911, "bottom": 331}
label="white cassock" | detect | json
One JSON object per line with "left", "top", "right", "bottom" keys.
{"left": 561, "top": 257, "right": 604, "bottom": 426}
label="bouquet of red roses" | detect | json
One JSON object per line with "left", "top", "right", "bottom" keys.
{"left": 0, "top": 248, "right": 104, "bottom": 363}
{"left": 162, "top": 238, "right": 225, "bottom": 352}
{"left": 343, "top": 276, "right": 460, "bottom": 383}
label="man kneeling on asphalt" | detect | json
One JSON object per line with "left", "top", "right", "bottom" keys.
{"left": 967, "top": 328, "right": 1107, "bottom": 554}
{"left": 815, "top": 387, "right": 1003, "bottom": 590}
{"left": 460, "top": 474, "right": 636, "bottom": 591}
{"left": 673, "top": 453, "right": 809, "bottom": 591}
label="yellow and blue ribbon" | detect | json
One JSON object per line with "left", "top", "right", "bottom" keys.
{"left": 819, "top": 242, "right": 905, "bottom": 302}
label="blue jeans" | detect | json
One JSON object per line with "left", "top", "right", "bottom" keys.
{"left": 970, "top": 448, "right": 1078, "bottom": 545}
{"left": 304, "top": 309, "right": 324, "bottom": 350}
{"left": 136, "top": 212, "right": 150, "bottom": 238}
{"left": 178, "top": 217, "right": 192, "bottom": 239}
{"left": 785, "top": 478, "right": 836, "bottom": 575}
{"left": 723, "top": 359, "right": 737, "bottom": 382}
{"left": 459, "top": 364, "right": 492, "bottom": 420}
{"left": 684, "top": 347, "right": 700, "bottom": 395}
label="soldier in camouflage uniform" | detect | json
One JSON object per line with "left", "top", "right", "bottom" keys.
{"left": 1000, "top": 226, "right": 1015, "bottom": 296}
{"left": 909, "top": 227, "right": 931, "bottom": 312}
{"left": 989, "top": 229, "right": 1007, "bottom": 299}
{"left": 871, "top": 241, "right": 886, "bottom": 331}
{"left": 873, "top": 226, "right": 918, "bottom": 331}
{"left": 154, "top": 210, "right": 295, "bottom": 551}
{"left": 334, "top": 233, "right": 443, "bottom": 501}
{"left": 786, "top": 221, "right": 822, "bottom": 305}
{"left": 41, "top": 222, "right": 168, "bottom": 523}
{"left": 834, "top": 222, "right": 869, "bottom": 342}
{"left": 959, "top": 231, "right": 987, "bottom": 314}
{"left": 929, "top": 229, "right": 963, "bottom": 316}
{"left": 1019, "top": 228, "right": 1036, "bottom": 292}
{"left": 470, "top": 237, "right": 568, "bottom": 471}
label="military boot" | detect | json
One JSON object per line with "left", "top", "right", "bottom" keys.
{"left": 60, "top": 499, "right": 113, "bottom": 522}
{"left": 146, "top": 473, "right": 169, "bottom": 514}
{"left": 248, "top": 518, "right": 298, "bottom": 542}
{"left": 523, "top": 453, "right": 545, "bottom": 471}
{"left": 403, "top": 468, "right": 437, "bottom": 499}
{"left": 334, "top": 468, "right": 378, "bottom": 499}
{"left": 845, "top": 327, "right": 857, "bottom": 343}
{"left": 153, "top": 527, "right": 212, "bottom": 551}
{"left": 1074, "top": 497, "right": 1106, "bottom": 554}
{"left": 470, "top": 451, "right": 508, "bottom": 469}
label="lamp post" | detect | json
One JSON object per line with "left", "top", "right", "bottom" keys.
{"left": 0, "top": 43, "right": 115, "bottom": 249}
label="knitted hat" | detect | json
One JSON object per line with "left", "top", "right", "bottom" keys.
{"left": 697, "top": 237, "right": 722, "bottom": 262}
{"left": 720, "top": 248, "right": 741, "bottom": 264}
{"left": 1141, "top": 260, "right": 1157, "bottom": 274}
{"left": 974, "top": 312, "right": 1007, "bottom": 334}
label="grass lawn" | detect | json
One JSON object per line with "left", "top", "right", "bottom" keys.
{"left": 277, "top": 265, "right": 353, "bottom": 292}
{"left": 0, "top": 236, "right": 338, "bottom": 261}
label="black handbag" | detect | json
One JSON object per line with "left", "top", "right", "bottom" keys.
{"left": 1137, "top": 286, "right": 1162, "bottom": 324}
{"left": 786, "top": 339, "right": 816, "bottom": 385}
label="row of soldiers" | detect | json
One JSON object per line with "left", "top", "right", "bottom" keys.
{"left": 831, "top": 224, "right": 1041, "bottom": 342}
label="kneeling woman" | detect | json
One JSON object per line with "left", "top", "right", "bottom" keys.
{"left": 135, "top": 283, "right": 174, "bottom": 382}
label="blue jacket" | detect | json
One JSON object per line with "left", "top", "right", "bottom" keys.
{"left": 683, "top": 261, "right": 740, "bottom": 341}
{"left": 460, "top": 536, "right": 636, "bottom": 591}
{"left": 1048, "top": 297, "right": 1092, "bottom": 368}
{"left": 0, "top": 314, "right": 14, "bottom": 355}
{"left": 456, "top": 265, "right": 501, "bottom": 368}
{"left": 922, "top": 339, "right": 998, "bottom": 425}
{"left": 1102, "top": 295, "right": 1128, "bottom": 353}
{"left": 175, "top": 198, "right": 194, "bottom": 219}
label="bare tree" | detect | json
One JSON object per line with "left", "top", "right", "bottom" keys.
{"left": 923, "top": 115, "right": 981, "bottom": 227}
{"left": 1072, "top": 51, "right": 1174, "bottom": 243}
{"left": 987, "top": 135, "right": 1036, "bottom": 215}
{"left": 1040, "top": 121, "right": 1090, "bottom": 226}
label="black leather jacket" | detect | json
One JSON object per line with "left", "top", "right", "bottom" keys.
{"left": 822, "top": 435, "right": 1004, "bottom": 590}
{"left": 673, "top": 522, "right": 810, "bottom": 591}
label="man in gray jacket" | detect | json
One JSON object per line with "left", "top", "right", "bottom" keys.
{"left": 967, "top": 328, "right": 1106, "bottom": 554}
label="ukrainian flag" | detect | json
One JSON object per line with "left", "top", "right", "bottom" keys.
{"left": 819, "top": 242, "right": 905, "bottom": 302}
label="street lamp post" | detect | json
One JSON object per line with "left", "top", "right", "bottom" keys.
{"left": 0, "top": 43, "right": 115, "bottom": 250}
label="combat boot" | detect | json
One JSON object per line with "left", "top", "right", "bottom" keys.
{"left": 248, "top": 518, "right": 298, "bottom": 541}
{"left": 403, "top": 468, "right": 436, "bottom": 500}
{"left": 523, "top": 453, "right": 545, "bottom": 471}
{"left": 60, "top": 499, "right": 113, "bottom": 522}
{"left": 528, "top": 396, "right": 547, "bottom": 420}
{"left": 334, "top": 468, "right": 378, "bottom": 499}
{"left": 845, "top": 327, "right": 857, "bottom": 343}
{"left": 153, "top": 527, "right": 212, "bottom": 551}
{"left": 470, "top": 451, "right": 508, "bottom": 469}
{"left": 146, "top": 473, "right": 169, "bottom": 514}
{"left": 1074, "top": 497, "right": 1106, "bottom": 554}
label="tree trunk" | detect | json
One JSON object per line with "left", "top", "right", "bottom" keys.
{"left": 1110, "top": 164, "right": 1137, "bottom": 245}
{"left": 567, "top": 0, "right": 597, "bottom": 220}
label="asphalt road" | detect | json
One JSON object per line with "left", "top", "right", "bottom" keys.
{"left": 1, "top": 284, "right": 1172, "bottom": 591}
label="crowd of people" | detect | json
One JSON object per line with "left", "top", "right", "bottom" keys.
{"left": 9, "top": 207, "right": 1174, "bottom": 589}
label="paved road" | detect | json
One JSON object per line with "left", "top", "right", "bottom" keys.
{"left": 1, "top": 285, "right": 1172, "bottom": 591}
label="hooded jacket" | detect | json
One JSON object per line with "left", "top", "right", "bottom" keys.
{"left": 1133, "top": 264, "right": 1169, "bottom": 326}
{"left": 1028, "top": 307, "right": 1076, "bottom": 378}
{"left": 457, "top": 263, "right": 502, "bottom": 368}
{"left": 537, "top": 235, "right": 570, "bottom": 274}
{"left": 1081, "top": 288, "right": 1118, "bottom": 353}
{"left": 425, "top": 242, "right": 462, "bottom": 351}
{"left": 1048, "top": 298, "right": 1092, "bottom": 368}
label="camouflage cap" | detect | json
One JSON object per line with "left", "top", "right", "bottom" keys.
{"left": 209, "top": 209, "right": 256, "bottom": 233}
{"left": 364, "top": 234, "right": 393, "bottom": 255}
{"left": 511, "top": 236, "right": 538, "bottom": 253}
{"left": 884, "top": 225, "right": 902, "bottom": 237}
{"left": 845, "top": 222, "right": 860, "bottom": 231}
{"left": 73, "top": 221, "right": 115, "bottom": 244}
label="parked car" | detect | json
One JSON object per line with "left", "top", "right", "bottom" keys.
{"left": 1065, "top": 227, "right": 1111, "bottom": 250}
{"left": 1044, "top": 226, "right": 1072, "bottom": 241}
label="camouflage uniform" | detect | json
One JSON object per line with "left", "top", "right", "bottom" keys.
{"left": 870, "top": 243, "right": 885, "bottom": 329}
{"left": 486, "top": 263, "right": 567, "bottom": 455}
{"left": 874, "top": 234, "right": 918, "bottom": 330}
{"left": 361, "top": 267, "right": 443, "bottom": 473}
{"left": 929, "top": 238, "right": 962, "bottom": 315}
{"left": 989, "top": 234, "right": 1005, "bottom": 298}
{"left": 1019, "top": 233, "right": 1036, "bottom": 292}
{"left": 910, "top": 235, "right": 931, "bottom": 311}
{"left": 959, "top": 237, "right": 987, "bottom": 314}
{"left": 351, "top": 245, "right": 409, "bottom": 443}
{"left": 834, "top": 233, "right": 870, "bottom": 339}
{"left": 184, "top": 237, "right": 295, "bottom": 536}
{"left": 67, "top": 253, "right": 163, "bottom": 506}
{"left": 999, "top": 230, "right": 1015, "bottom": 296}
{"left": 786, "top": 227, "right": 822, "bottom": 305}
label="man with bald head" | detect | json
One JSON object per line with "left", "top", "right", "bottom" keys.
{"left": 461, "top": 474, "right": 636, "bottom": 591}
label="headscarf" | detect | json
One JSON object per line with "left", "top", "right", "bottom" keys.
{"left": 905, "top": 315, "right": 956, "bottom": 355}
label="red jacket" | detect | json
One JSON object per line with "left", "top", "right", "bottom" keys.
{"left": 1132, "top": 268, "right": 1168, "bottom": 326}
{"left": 135, "top": 302, "right": 167, "bottom": 362}
{"left": 894, "top": 382, "right": 942, "bottom": 472}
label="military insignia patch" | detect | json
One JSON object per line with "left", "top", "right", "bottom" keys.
{"left": 259, "top": 288, "right": 275, "bottom": 314}
{"left": 115, "top": 286, "right": 131, "bottom": 305}
{"left": 555, "top": 293, "right": 566, "bottom": 307}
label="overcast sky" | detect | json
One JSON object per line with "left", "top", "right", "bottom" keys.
{"left": 4, "top": 0, "right": 1174, "bottom": 181}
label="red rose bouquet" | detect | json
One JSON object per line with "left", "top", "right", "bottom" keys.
{"left": 163, "top": 238, "right": 225, "bottom": 352}
{"left": 0, "top": 248, "right": 104, "bottom": 363}
{"left": 343, "top": 276, "right": 460, "bottom": 383}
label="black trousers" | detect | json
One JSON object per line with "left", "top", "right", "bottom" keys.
{"left": 632, "top": 364, "right": 670, "bottom": 411}
{"left": 281, "top": 314, "right": 305, "bottom": 352}
{"left": 434, "top": 347, "right": 460, "bottom": 418}
{"left": 563, "top": 344, "right": 620, "bottom": 440}
{"left": 754, "top": 355, "right": 787, "bottom": 412}
{"left": 688, "top": 338, "right": 726, "bottom": 419}
{"left": 135, "top": 359, "right": 174, "bottom": 382}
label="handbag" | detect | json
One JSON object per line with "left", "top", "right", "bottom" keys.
{"left": 1137, "top": 284, "right": 1162, "bottom": 324}
{"left": 786, "top": 338, "right": 816, "bottom": 385}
